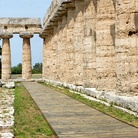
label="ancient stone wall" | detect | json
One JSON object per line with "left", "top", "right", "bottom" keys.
{"left": 116, "top": 0, "right": 138, "bottom": 95}
{"left": 41, "top": 0, "right": 138, "bottom": 95}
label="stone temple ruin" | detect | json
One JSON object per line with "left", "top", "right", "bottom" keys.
{"left": 0, "top": 18, "right": 42, "bottom": 79}
{"left": 0, "top": 0, "right": 138, "bottom": 97}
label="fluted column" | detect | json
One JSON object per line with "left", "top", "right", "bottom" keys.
{"left": 96, "top": 0, "right": 116, "bottom": 91}
{"left": 0, "top": 32, "right": 13, "bottom": 80}
{"left": 39, "top": 34, "right": 46, "bottom": 79}
{"left": 74, "top": 0, "right": 84, "bottom": 86}
{"left": 66, "top": 7, "right": 75, "bottom": 84}
{"left": 20, "top": 32, "right": 33, "bottom": 80}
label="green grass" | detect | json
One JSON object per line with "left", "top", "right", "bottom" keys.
{"left": 41, "top": 82, "right": 138, "bottom": 128}
{"left": 13, "top": 83, "right": 56, "bottom": 138}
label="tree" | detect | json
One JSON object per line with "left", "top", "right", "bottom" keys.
{"left": 12, "top": 63, "right": 22, "bottom": 74}
{"left": 32, "top": 63, "right": 42, "bottom": 74}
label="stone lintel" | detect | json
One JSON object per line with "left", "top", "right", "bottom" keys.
{"left": 20, "top": 32, "right": 34, "bottom": 38}
{"left": 43, "top": 0, "right": 75, "bottom": 33}
{"left": 0, "top": 18, "right": 42, "bottom": 34}
{"left": 0, "top": 31, "right": 13, "bottom": 39}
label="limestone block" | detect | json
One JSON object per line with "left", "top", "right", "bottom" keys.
{"left": 97, "top": 0, "right": 115, "bottom": 20}
{"left": 0, "top": 18, "right": 42, "bottom": 33}
{"left": 96, "top": 57, "right": 115, "bottom": 71}
{"left": 115, "top": 1, "right": 138, "bottom": 94}
{"left": 96, "top": 46, "right": 115, "bottom": 57}
{"left": 73, "top": 0, "right": 84, "bottom": 85}
{"left": 84, "top": 88, "right": 103, "bottom": 98}
{"left": 96, "top": 31, "right": 115, "bottom": 46}
{"left": 2, "top": 81, "right": 15, "bottom": 89}
{"left": 83, "top": 37, "right": 93, "bottom": 52}
{"left": 83, "top": 68, "right": 97, "bottom": 88}
{"left": 116, "top": 0, "right": 137, "bottom": 14}
{"left": 116, "top": 13, "right": 136, "bottom": 34}
{"left": 84, "top": 0, "right": 96, "bottom": 18}
{"left": 1, "top": 34, "right": 13, "bottom": 80}
{"left": 20, "top": 32, "right": 34, "bottom": 79}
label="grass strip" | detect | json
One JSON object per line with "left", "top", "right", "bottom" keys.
{"left": 13, "top": 82, "right": 56, "bottom": 138}
{"left": 41, "top": 82, "right": 138, "bottom": 128}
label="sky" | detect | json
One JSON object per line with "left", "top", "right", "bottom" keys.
{"left": 0, "top": 0, "right": 52, "bottom": 66}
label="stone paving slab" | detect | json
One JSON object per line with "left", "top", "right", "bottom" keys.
{"left": 0, "top": 88, "right": 14, "bottom": 138}
{"left": 22, "top": 82, "right": 138, "bottom": 138}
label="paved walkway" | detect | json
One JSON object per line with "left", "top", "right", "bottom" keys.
{"left": 22, "top": 82, "right": 138, "bottom": 138}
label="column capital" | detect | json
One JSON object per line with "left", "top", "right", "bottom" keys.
{"left": 0, "top": 31, "right": 13, "bottom": 39}
{"left": 39, "top": 33, "right": 47, "bottom": 39}
{"left": 20, "top": 32, "right": 33, "bottom": 38}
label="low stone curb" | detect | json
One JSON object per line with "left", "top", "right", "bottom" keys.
{"left": 44, "top": 79, "right": 138, "bottom": 115}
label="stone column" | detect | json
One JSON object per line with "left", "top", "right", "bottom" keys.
{"left": 57, "top": 20, "right": 62, "bottom": 81}
{"left": 66, "top": 7, "right": 75, "bottom": 84}
{"left": 20, "top": 32, "right": 33, "bottom": 79}
{"left": 83, "top": 0, "right": 97, "bottom": 88}
{"left": 49, "top": 30, "right": 55, "bottom": 81}
{"left": 115, "top": 0, "right": 138, "bottom": 94}
{"left": 42, "top": 32, "right": 53, "bottom": 80}
{"left": 0, "top": 32, "right": 13, "bottom": 80}
{"left": 39, "top": 34, "right": 46, "bottom": 79}
{"left": 53, "top": 26, "right": 58, "bottom": 81}
{"left": 74, "top": 0, "right": 84, "bottom": 86}
{"left": 61, "top": 15, "right": 67, "bottom": 83}
{"left": 96, "top": 0, "right": 116, "bottom": 91}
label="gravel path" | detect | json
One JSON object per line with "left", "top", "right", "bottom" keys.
{"left": 0, "top": 88, "right": 14, "bottom": 138}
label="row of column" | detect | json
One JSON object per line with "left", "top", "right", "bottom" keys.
{"left": 43, "top": 0, "right": 116, "bottom": 91}
{"left": 42, "top": 0, "right": 138, "bottom": 94}
{"left": 0, "top": 32, "right": 33, "bottom": 80}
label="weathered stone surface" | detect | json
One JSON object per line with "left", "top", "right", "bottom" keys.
{"left": 83, "top": 0, "right": 97, "bottom": 88}
{"left": 42, "top": 0, "right": 138, "bottom": 109}
{"left": 1, "top": 81, "right": 15, "bottom": 89}
{"left": 0, "top": 88, "right": 14, "bottom": 137}
{"left": 0, "top": 18, "right": 42, "bottom": 33}
{"left": 73, "top": 0, "right": 84, "bottom": 86}
{"left": 115, "top": 0, "right": 138, "bottom": 94}
{"left": 96, "top": 0, "right": 116, "bottom": 91}
{"left": 42, "top": 0, "right": 74, "bottom": 35}
{"left": 1, "top": 33, "right": 13, "bottom": 80}
{"left": 20, "top": 32, "right": 33, "bottom": 38}
{"left": 0, "top": 31, "right": 13, "bottom": 39}
{"left": 20, "top": 33, "right": 33, "bottom": 79}
{"left": 66, "top": 8, "right": 75, "bottom": 84}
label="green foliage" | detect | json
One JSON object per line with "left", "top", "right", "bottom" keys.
{"left": 32, "top": 63, "right": 42, "bottom": 74}
{"left": 11, "top": 62, "right": 42, "bottom": 74}
{"left": 12, "top": 63, "right": 22, "bottom": 74}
